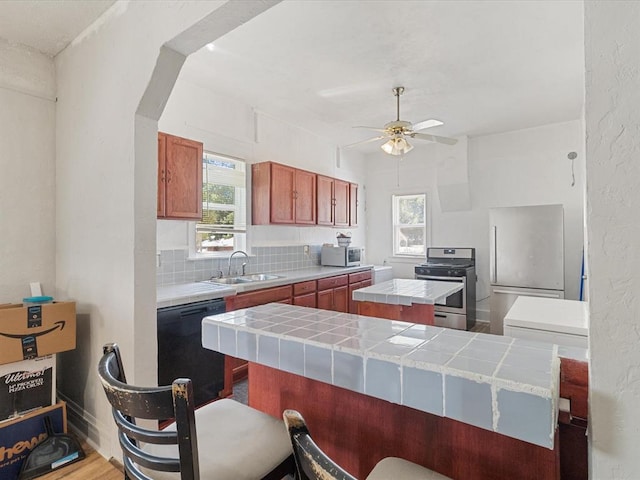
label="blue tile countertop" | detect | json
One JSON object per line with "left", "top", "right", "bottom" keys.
{"left": 352, "top": 278, "right": 463, "bottom": 306}
{"left": 157, "top": 265, "right": 373, "bottom": 308}
{"left": 202, "top": 303, "right": 560, "bottom": 449}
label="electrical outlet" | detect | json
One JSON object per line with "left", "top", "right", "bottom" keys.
{"left": 303, "top": 245, "right": 310, "bottom": 256}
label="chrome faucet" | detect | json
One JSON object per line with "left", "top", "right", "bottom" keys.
{"left": 228, "top": 250, "right": 249, "bottom": 276}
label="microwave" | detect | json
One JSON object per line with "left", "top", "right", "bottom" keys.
{"left": 321, "top": 245, "right": 362, "bottom": 267}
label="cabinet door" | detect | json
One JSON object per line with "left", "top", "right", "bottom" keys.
{"left": 293, "top": 292, "right": 317, "bottom": 308}
{"left": 164, "top": 134, "right": 203, "bottom": 219}
{"left": 334, "top": 285, "right": 349, "bottom": 313}
{"left": 270, "top": 163, "right": 296, "bottom": 224}
{"left": 349, "top": 183, "right": 358, "bottom": 227}
{"left": 317, "top": 175, "right": 334, "bottom": 226}
{"left": 295, "top": 169, "right": 317, "bottom": 224}
{"left": 157, "top": 133, "right": 167, "bottom": 217}
{"left": 348, "top": 281, "right": 362, "bottom": 314}
{"left": 317, "top": 289, "right": 334, "bottom": 311}
{"left": 334, "top": 179, "right": 350, "bottom": 227}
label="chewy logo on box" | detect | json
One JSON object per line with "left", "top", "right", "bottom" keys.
{"left": 0, "top": 302, "right": 76, "bottom": 365}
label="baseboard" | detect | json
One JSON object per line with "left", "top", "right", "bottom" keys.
{"left": 57, "top": 391, "right": 113, "bottom": 457}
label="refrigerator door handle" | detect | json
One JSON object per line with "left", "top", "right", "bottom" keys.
{"left": 492, "top": 289, "right": 562, "bottom": 298}
{"left": 491, "top": 225, "right": 497, "bottom": 283}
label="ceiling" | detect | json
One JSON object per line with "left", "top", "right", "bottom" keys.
{"left": 0, "top": 0, "right": 115, "bottom": 56}
{"left": 0, "top": 0, "right": 584, "bottom": 154}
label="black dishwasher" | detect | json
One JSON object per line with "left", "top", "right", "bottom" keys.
{"left": 157, "top": 298, "right": 226, "bottom": 407}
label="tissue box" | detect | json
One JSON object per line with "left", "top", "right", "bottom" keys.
{"left": 0, "top": 355, "right": 56, "bottom": 421}
{"left": 0, "top": 302, "right": 75, "bottom": 365}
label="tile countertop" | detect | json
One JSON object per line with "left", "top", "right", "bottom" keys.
{"left": 352, "top": 278, "right": 463, "bottom": 306}
{"left": 157, "top": 265, "right": 373, "bottom": 308}
{"left": 202, "top": 303, "right": 560, "bottom": 449}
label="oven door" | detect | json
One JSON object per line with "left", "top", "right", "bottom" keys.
{"left": 415, "top": 275, "right": 466, "bottom": 314}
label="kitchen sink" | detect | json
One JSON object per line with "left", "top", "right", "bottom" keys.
{"left": 206, "top": 274, "right": 284, "bottom": 285}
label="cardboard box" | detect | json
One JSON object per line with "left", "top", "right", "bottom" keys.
{"left": 0, "top": 402, "right": 67, "bottom": 480}
{"left": 0, "top": 302, "right": 75, "bottom": 365}
{"left": 0, "top": 355, "right": 56, "bottom": 421}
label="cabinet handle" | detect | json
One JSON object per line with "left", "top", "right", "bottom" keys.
{"left": 160, "top": 169, "right": 165, "bottom": 182}
{"left": 166, "top": 169, "right": 172, "bottom": 183}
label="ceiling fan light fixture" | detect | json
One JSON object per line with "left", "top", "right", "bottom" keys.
{"left": 381, "top": 135, "right": 413, "bottom": 156}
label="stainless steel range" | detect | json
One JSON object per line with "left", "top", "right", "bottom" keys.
{"left": 414, "top": 247, "right": 476, "bottom": 331}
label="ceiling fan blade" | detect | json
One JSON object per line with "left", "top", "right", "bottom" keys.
{"left": 411, "top": 119, "right": 444, "bottom": 132}
{"left": 353, "top": 126, "right": 388, "bottom": 133}
{"left": 343, "top": 135, "right": 386, "bottom": 148}
{"left": 411, "top": 132, "right": 458, "bottom": 145}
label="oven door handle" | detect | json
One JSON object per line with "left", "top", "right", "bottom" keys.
{"left": 416, "top": 275, "right": 465, "bottom": 282}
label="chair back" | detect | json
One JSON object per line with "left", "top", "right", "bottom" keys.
{"left": 98, "top": 343, "right": 200, "bottom": 480}
{"left": 282, "top": 409, "right": 357, "bottom": 480}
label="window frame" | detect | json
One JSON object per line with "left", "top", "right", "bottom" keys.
{"left": 391, "top": 192, "right": 429, "bottom": 258}
{"left": 191, "top": 151, "right": 247, "bottom": 258}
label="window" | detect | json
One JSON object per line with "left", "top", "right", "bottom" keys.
{"left": 196, "top": 152, "right": 246, "bottom": 254}
{"left": 392, "top": 193, "right": 427, "bottom": 257}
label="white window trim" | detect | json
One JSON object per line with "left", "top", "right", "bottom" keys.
{"left": 190, "top": 151, "right": 247, "bottom": 257}
{"left": 391, "top": 191, "right": 431, "bottom": 259}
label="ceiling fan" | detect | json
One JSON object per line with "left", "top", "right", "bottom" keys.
{"left": 346, "top": 86, "right": 457, "bottom": 156}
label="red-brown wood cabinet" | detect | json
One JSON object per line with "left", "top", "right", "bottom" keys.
{"left": 251, "top": 162, "right": 316, "bottom": 225}
{"left": 157, "top": 132, "right": 203, "bottom": 220}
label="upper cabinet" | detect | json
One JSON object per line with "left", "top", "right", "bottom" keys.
{"left": 252, "top": 161, "right": 357, "bottom": 227}
{"left": 157, "top": 132, "right": 203, "bottom": 220}
{"left": 252, "top": 162, "right": 316, "bottom": 225}
{"left": 317, "top": 175, "right": 350, "bottom": 227}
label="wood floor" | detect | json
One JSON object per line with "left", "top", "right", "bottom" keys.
{"left": 36, "top": 441, "right": 122, "bottom": 480}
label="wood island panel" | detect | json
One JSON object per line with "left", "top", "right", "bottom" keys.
{"left": 249, "top": 363, "right": 560, "bottom": 480}
{"left": 356, "top": 300, "right": 435, "bottom": 325}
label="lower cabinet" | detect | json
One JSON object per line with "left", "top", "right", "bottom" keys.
{"left": 221, "top": 270, "right": 372, "bottom": 396}
{"left": 348, "top": 270, "right": 373, "bottom": 314}
{"left": 317, "top": 275, "right": 349, "bottom": 313}
{"left": 222, "top": 285, "right": 293, "bottom": 396}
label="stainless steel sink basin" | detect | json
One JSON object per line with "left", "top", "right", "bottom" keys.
{"left": 206, "top": 274, "right": 284, "bottom": 285}
{"left": 240, "top": 274, "right": 284, "bottom": 281}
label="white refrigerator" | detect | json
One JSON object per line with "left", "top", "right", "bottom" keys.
{"left": 489, "top": 204, "right": 565, "bottom": 335}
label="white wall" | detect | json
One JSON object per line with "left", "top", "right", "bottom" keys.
{"left": 157, "top": 74, "right": 367, "bottom": 254}
{"left": 0, "top": 39, "right": 56, "bottom": 302}
{"left": 53, "top": 0, "right": 240, "bottom": 458}
{"left": 585, "top": 1, "right": 640, "bottom": 477}
{"left": 366, "top": 120, "right": 585, "bottom": 303}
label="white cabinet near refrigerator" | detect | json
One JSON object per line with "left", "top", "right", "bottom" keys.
{"left": 503, "top": 296, "right": 588, "bottom": 349}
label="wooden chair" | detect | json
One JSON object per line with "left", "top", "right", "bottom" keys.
{"left": 283, "top": 409, "right": 452, "bottom": 480}
{"left": 98, "top": 343, "right": 293, "bottom": 480}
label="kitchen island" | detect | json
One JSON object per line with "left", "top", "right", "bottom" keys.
{"left": 202, "top": 303, "right": 561, "bottom": 480}
{"left": 352, "top": 278, "right": 463, "bottom": 324}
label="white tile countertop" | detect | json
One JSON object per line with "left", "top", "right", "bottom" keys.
{"left": 352, "top": 278, "right": 463, "bottom": 306}
{"left": 157, "top": 265, "right": 373, "bottom": 308}
{"left": 202, "top": 303, "right": 560, "bottom": 449}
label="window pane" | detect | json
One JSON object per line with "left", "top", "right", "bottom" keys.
{"left": 398, "top": 196, "right": 425, "bottom": 224}
{"left": 196, "top": 231, "right": 235, "bottom": 253}
{"left": 396, "top": 226, "right": 425, "bottom": 255}
{"left": 203, "top": 184, "right": 235, "bottom": 206}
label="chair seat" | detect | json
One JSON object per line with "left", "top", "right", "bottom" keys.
{"left": 143, "top": 399, "right": 292, "bottom": 480}
{"left": 367, "top": 457, "right": 452, "bottom": 480}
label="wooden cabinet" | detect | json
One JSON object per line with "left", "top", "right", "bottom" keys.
{"left": 317, "top": 274, "right": 349, "bottom": 312}
{"left": 293, "top": 280, "right": 317, "bottom": 308}
{"left": 157, "top": 132, "right": 203, "bottom": 220}
{"left": 317, "top": 175, "right": 350, "bottom": 227}
{"left": 348, "top": 270, "right": 372, "bottom": 313}
{"left": 252, "top": 162, "right": 316, "bottom": 225}
{"left": 223, "top": 285, "right": 293, "bottom": 394}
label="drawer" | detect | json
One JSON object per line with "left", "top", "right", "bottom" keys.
{"left": 293, "top": 280, "right": 316, "bottom": 296}
{"left": 226, "top": 285, "right": 292, "bottom": 310}
{"left": 317, "top": 274, "right": 348, "bottom": 291}
{"left": 349, "top": 270, "right": 372, "bottom": 284}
